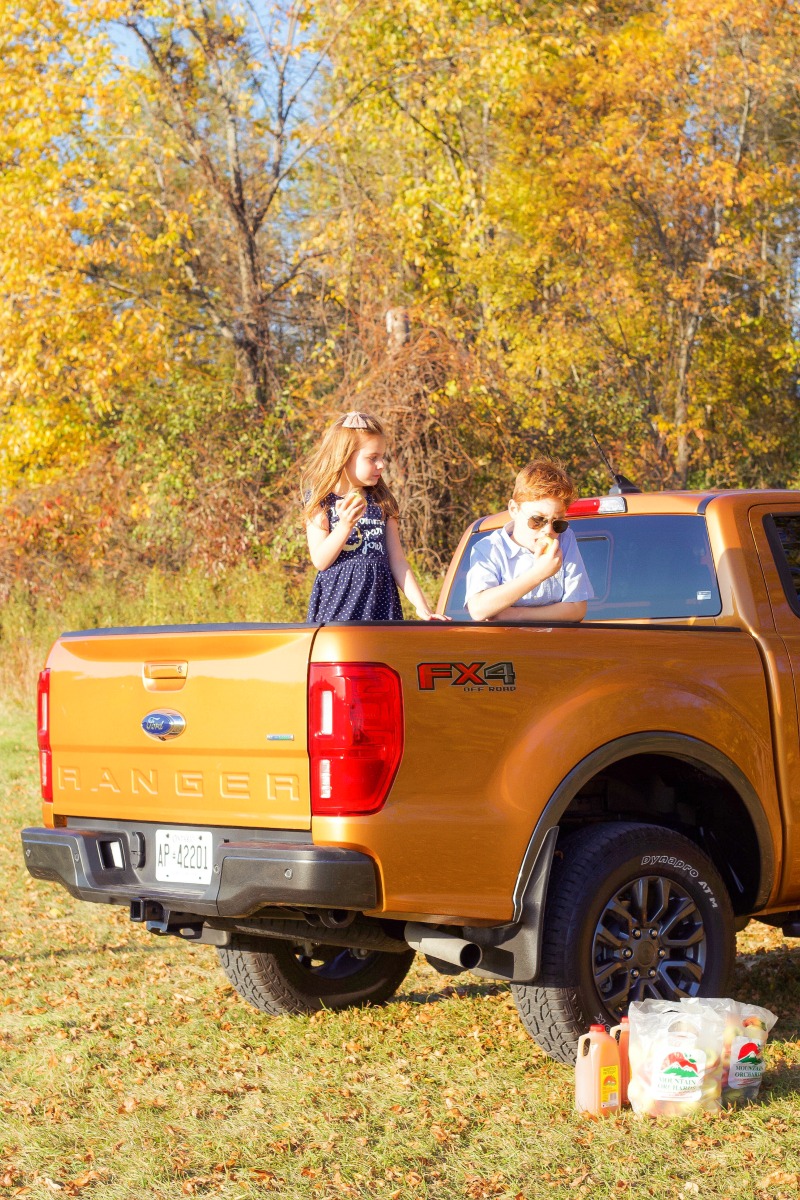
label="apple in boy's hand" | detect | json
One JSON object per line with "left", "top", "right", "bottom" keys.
{"left": 537, "top": 535, "right": 560, "bottom": 557}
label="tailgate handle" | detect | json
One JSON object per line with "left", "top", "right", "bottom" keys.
{"left": 144, "top": 662, "right": 188, "bottom": 680}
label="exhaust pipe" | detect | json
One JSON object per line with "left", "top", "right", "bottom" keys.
{"left": 404, "top": 922, "right": 483, "bottom": 970}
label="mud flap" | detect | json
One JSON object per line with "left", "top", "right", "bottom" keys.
{"left": 465, "top": 826, "right": 559, "bottom": 984}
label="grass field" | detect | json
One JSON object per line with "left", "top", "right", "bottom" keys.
{"left": 3, "top": 697, "right": 800, "bottom": 1200}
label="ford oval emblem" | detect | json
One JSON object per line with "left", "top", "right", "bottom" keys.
{"left": 141, "top": 709, "right": 186, "bottom": 741}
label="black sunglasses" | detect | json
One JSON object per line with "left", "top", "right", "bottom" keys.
{"left": 527, "top": 515, "right": 569, "bottom": 533}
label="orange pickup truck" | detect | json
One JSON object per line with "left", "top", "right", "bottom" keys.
{"left": 21, "top": 489, "right": 800, "bottom": 1062}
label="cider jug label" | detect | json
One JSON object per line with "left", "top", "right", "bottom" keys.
{"left": 600, "top": 1064, "right": 619, "bottom": 1109}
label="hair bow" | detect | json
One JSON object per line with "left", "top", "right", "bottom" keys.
{"left": 341, "top": 411, "right": 370, "bottom": 429}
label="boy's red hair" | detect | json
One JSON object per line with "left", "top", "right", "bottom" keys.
{"left": 512, "top": 459, "right": 575, "bottom": 506}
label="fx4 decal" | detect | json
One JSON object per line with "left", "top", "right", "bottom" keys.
{"left": 417, "top": 661, "right": 516, "bottom": 692}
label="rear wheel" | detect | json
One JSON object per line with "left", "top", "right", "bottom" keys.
{"left": 512, "top": 821, "right": 735, "bottom": 1064}
{"left": 217, "top": 936, "right": 416, "bottom": 1015}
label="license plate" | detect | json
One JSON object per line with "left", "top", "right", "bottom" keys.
{"left": 155, "top": 829, "right": 213, "bottom": 885}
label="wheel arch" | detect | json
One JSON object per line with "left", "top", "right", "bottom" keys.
{"left": 521, "top": 733, "right": 775, "bottom": 917}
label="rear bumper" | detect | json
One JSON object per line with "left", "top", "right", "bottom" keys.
{"left": 21, "top": 824, "right": 378, "bottom": 917}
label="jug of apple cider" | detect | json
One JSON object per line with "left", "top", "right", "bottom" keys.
{"left": 610, "top": 1016, "right": 630, "bottom": 1107}
{"left": 575, "top": 1024, "right": 621, "bottom": 1116}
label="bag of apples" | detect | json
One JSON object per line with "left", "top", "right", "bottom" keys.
{"left": 628, "top": 998, "right": 776, "bottom": 1116}
{"left": 702, "top": 998, "right": 777, "bottom": 1106}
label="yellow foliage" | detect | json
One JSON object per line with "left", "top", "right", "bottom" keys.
{"left": 0, "top": 0, "right": 213, "bottom": 491}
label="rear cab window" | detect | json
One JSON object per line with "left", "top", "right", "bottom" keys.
{"left": 445, "top": 515, "right": 722, "bottom": 621}
{"left": 764, "top": 514, "right": 800, "bottom": 617}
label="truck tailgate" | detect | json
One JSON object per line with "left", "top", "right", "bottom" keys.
{"left": 46, "top": 625, "right": 315, "bottom": 829}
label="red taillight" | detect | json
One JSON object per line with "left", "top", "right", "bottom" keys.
{"left": 37, "top": 668, "right": 53, "bottom": 802}
{"left": 309, "top": 663, "right": 404, "bottom": 816}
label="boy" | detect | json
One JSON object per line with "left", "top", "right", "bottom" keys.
{"left": 465, "top": 459, "right": 593, "bottom": 622}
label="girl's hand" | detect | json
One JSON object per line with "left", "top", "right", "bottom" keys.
{"left": 415, "top": 608, "right": 452, "bottom": 621}
{"left": 335, "top": 492, "right": 366, "bottom": 531}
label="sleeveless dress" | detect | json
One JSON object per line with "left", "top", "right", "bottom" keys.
{"left": 307, "top": 491, "right": 403, "bottom": 622}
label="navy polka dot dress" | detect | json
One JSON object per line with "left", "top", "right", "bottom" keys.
{"left": 307, "top": 491, "right": 403, "bottom": 622}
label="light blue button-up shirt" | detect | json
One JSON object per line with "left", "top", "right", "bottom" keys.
{"left": 465, "top": 523, "right": 594, "bottom": 611}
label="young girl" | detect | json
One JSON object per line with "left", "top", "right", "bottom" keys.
{"left": 303, "top": 410, "right": 448, "bottom": 622}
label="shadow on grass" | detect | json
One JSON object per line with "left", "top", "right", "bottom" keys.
{"left": 0, "top": 939, "right": 172, "bottom": 966}
{"left": 763, "top": 1058, "right": 800, "bottom": 1101}
{"left": 733, "top": 943, "right": 800, "bottom": 1033}
{"left": 395, "top": 979, "right": 510, "bottom": 1006}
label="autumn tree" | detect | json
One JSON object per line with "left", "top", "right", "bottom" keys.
{"left": 312, "top": 0, "right": 800, "bottom": 494}
{"left": 104, "top": 0, "right": 391, "bottom": 413}
{"left": 501, "top": 0, "right": 800, "bottom": 486}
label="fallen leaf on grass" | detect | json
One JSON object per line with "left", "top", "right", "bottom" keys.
{"left": 464, "top": 1173, "right": 509, "bottom": 1198}
{"left": 759, "top": 1172, "right": 800, "bottom": 1189}
{"left": 63, "top": 1170, "right": 108, "bottom": 1195}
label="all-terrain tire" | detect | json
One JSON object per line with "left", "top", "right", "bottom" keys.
{"left": 512, "top": 821, "right": 735, "bottom": 1065}
{"left": 217, "top": 937, "right": 416, "bottom": 1015}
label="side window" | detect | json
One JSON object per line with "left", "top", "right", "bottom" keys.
{"left": 766, "top": 514, "right": 800, "bottom": 617}
{"left": 578, "top": 517, "right": 720, "bottom": 620}
{"left": 574, "top": 536, "right": 611, "bottom": 603}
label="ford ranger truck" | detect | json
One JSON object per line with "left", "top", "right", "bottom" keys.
{"left": 21, "top": 489, "right": 800, "bottom": 1063}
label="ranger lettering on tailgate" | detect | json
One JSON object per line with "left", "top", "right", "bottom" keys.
{"left": 56, "top": 765, "right": 301, "bottom": 803}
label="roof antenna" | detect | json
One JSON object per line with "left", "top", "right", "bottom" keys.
{"left": 590, "top": 433, "right": 641, "bottom": 495}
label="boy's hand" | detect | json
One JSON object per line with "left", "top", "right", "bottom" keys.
{"left": 335, "top": 492, "right": 367, "bottom": 531}
{"left": 532, "top": 535, "right": 563, "bottom": 579}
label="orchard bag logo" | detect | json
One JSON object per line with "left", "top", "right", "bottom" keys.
{"left": 736, "top": 1041, "right": 762, "bottom": 1067}
{"left": 660, "top": 1051, "right": 699, "bottom": 1079}
{"left": 652, "top": 1045, "right": 706, "bottom": 1101}
{"left": 417, "top": 661, "right": 516, "bottom": 692}
{"left": 729, "top": 1035, "right": 765, "bottom": 1088}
